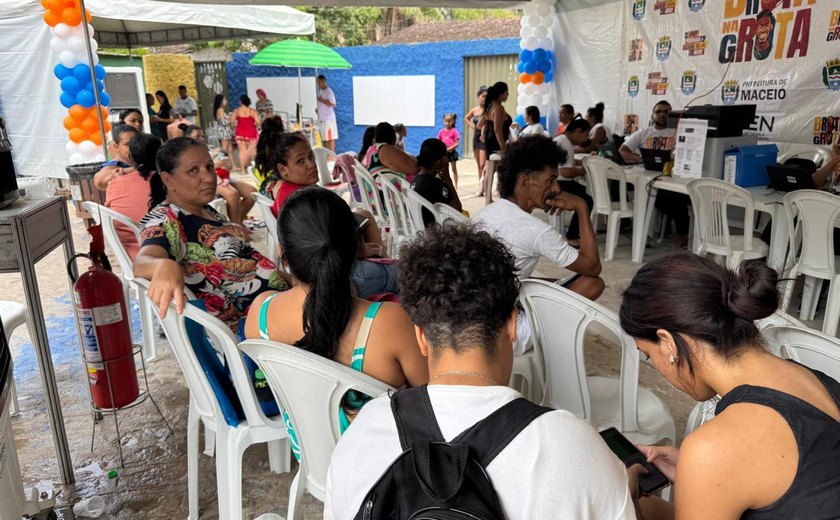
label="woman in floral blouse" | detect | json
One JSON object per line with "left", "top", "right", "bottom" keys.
{"left": 134, "top": 137, "right": 289, "bottom": 329}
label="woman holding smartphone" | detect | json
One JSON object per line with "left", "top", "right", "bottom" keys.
{"left": 619, "top": 253, "right": 840, "bottom": 519}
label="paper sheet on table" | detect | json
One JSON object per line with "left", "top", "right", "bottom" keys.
{"left": 673, "top": 118, "right": 708, "bottom": 179}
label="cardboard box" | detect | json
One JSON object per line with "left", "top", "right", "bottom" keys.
{"left": 723, "top": 144, "right": 778, "bottom": 187}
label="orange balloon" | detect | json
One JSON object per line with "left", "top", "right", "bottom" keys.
{"left": 81, "top": 117, "right": 98, "bottom": 134}
{"left": 103, "top": 120, "right": 112, "bottom": 132}
{"left": 519, "top": 73, "right": 533, "bottom": 84}
{"left": 61, "top": 7, "right": 81, "bottom": 26}
{"left": 43, "top": 9, "right": 61, "bottom": 27}
{"left": 532, "top": 72, "right": 545, "bottom": 85}
{"left": 85, "top": 10, "right": 92, "bottom": 23}
{"left": 40, "top": 0, "right": 51, "bottom": 8}
{"left": 63, "top": 116, "right": 77, "bottom": 131}
{"left": 69, "top": 105, "right": 88, "bottom": 122}
{"left": 69, "top": 128, "right": 86, "bottom": 143}
{"left": 89, "top": 131, "right": 103, "bottom": 146}
{"left": 92, "top": 106, "right": 109, "bottom": 119}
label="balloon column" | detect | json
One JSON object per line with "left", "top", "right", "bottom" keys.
{"left": 516, "top": 0, "right": 556, "bottom": 130}
{"left": 42, "top": 0, "right": 111, "bottom": 164}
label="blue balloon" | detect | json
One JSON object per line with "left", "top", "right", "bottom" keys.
{"left": 94, "top": 64, "right": 106, "bottom": 81}
{"left": 519, "top": 49, "right": 533, "bottom": 63}
{"left": 60, "top": 92, "right": 76, "bottom": 109}
{"left": 96, "top": 80, "right": 105, "bottom": 92}
{"left": 76, "top": 89, "right": 96, "bottom": 108}
{"left": 99, "top": 92, "right": 111, "bottom": 106}
{"left": 532, "top": 48, "right": 547, "bottom": 63}
{"left": 516, "top": 61, "right": 526, "bottom": 74}
{"left": 546, "top": 50, "right": 554, "bottom": 63}
{"left": 54, "top": 64, "right": 72, "bottom": 80}
{"left": 540, "top": 116, "right": 547, "bottom": 128}
{"left": 544, "top": 71, "right": 554, "bottom": 83}
{"left": 524, "top": 60, "right": 538, "bottom": 74}
{"left": 514, "top": 114, "right": 526, "bottom": 129}
{"left": 61, "top": 76, "right": 83, "bottom": 95}
{"left": 72, "top": 64, "right": 91, "bottom": 83}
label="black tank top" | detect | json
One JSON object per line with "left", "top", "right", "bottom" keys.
{"left": 715, "top": 366, "right": 840, "bottom": 519}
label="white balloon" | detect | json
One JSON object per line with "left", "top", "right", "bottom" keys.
{"left": 519, "top": 39, "right": 528, "bottom": 50}
{"left": 523, "top": 4, "right": 538, "bottom": 16}
{"left": 525, "top": 15, "right": 539, "bottom": 28}
{"left": 523, "top": 37, "right": 539, "bottom": 50}
{"left": 536, "top": 37, "right": 554, "bottom": 50}
{"left": 59, "top": 50, "right": 78, "bottom": 68}
{"left": 539, "top": 104, "right": 550, "bottom": 116}
{"left": 535, "top": 0, "right": 556, "bottom": 5}
{"left": 68, "top": 37, "right": 86, "bottom": 54}
{"left": 69, "top": 153, "right": 86, "bottom": 165}
{"left": 534, "top": 26, "right": 549, "bottom": 39}
{"left": 518, "top": 93, "right": 528, "bottom": 106}
{"left": 53, "top": 23, "right": 71, "bottom": 39}
{"left": 89, "top": 38, "right": 98, "bottom": 53}
{"left": 542, "top": 94, "right": 552, "bottom": 105}
{"left": 520, "top": 25, "right": 534, "bottom": 38}
{"left": 523, "top": 83, "right": 538, "bottom": 96}
{"left": 78, "top": 140, "right": 97, "bottom": 155}
{"left": 50, "top": 37, "right": 66, "bottom": 54}
{"left": 537, "top": 4, "right": 553, "bottom": 17}
{"left": 517, "top": 83, "right": 528, "bottom": 94}
{"left": 65, "top": 141, "right": 80, "bottom": 155}
{"left": 90, "top": 152, "right": 105, "bottom": 163}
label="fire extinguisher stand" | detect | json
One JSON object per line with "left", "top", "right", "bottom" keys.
{"left": 81, "top": 343, "right": 172, "bottom": 468}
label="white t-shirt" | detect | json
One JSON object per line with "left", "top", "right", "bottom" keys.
{"left": 589, "top": 122, "right": 610, "bottom": 143}
{"left": 476, "top": 198, "right": 579, "bottom": 278}
{"left": 325, "top": 385, "right": 636, "bottom": 520}
{"left": 317, "top": 86, "right": 337, "bottom": 121}
{"left": 174, "top": 96, "right": 198, "bottom": 123}
{"left": 622, "top": 126, "right": 675, "bottom": 154}
{"left": 519, "top": 123, "right": 547, "bottom": 137}
{"left": 553, "top": 134, "right": 576, "bottom": 168}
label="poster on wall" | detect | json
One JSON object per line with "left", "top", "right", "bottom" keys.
{"left": 618, "top": 0, "right": 840, "bottom": 146}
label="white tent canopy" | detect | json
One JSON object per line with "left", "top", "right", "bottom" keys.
{"left": 154, "top": 0, "right": 529, "bottom": 7}
{"left": 88, "top": 0, "right": 314, "bottom": 48}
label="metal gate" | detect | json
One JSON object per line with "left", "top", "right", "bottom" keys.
{"left": 193, "top": 61, "right": 228, "bottom": 131}
{"left": 462, "top": 54, "right": 519, "bottom": 159}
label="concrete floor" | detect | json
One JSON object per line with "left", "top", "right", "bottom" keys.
{"left": 4, "top": 159, "right": 794, "bottom": 518}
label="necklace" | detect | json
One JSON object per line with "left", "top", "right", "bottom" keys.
{"left": 430, "top": 370, "right": 498, "bottom": 386}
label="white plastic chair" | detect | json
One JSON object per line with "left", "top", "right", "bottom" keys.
{"left": 434, "top": 203, "right": 469, "bottom": 224}
{"left": 0, "top": 301, "right": 30, "bottom": 416}
{"left": 687, "top": 178, "right": 768, "bottom": 270}
{"left": 780, "top": 190, "right": 840, "bottom": 337}
{"left": 583, "top": 156, "right": 634, "bottom": 261}
{"left": 313, "top": 146, "right": 337, "bottom": 187}
{"left": 404, "top": 189, "right": 441, "bottom": 234}
{"left": 238, "top": 339, "right": 392, "bottom": 520}
{"left": 519, "top": 279, "right": 676, "bottom": 445}
{"left": 208, "top": 197, "right": 228, "bottom": 219}
{"left": 377, "top": 173, "right": 413, "bottom": 257}
{"left": 82, "top": 201, "right": 159, "bottom": 362}
{"left": 251, "top": 192, "right": 278, "bottom": 261}
{"left": 778, "top": 144, "right": 831, "bottom": 169}
{"left": 764, "top": 325, "right": 840, "bottom": 382}
{"left": 132, "top": 279, "right": 291, "bottom": 520}
{"left": 351, "top": 159, "right": 386, "bottom": 228}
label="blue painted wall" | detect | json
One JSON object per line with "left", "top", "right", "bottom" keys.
{"left": 227, "top": 38, "right": 519, "bottom": 156}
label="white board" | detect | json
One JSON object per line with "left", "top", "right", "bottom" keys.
{"left": 353, "top": 75, "right": 436, "bottom": 127}
{"left": 245, "top": 76, "right": 318, "bottom": 120}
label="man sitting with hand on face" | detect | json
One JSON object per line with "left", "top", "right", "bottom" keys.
{"left": 476, "top": 135, "right": 604, "bottom": 300}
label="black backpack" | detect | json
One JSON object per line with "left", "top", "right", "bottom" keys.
{"left": 353, "top": 385, "right": 552, "bottom": 520}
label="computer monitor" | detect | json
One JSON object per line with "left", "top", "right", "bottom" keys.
{"left": 667, "top": 104, "right": 757, "bottom": 137}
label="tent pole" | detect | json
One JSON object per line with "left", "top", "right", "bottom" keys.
{"left": 298, "top": 67, "right": 302, "bottom": 124}
{"left": 79, "top": 0, "right": 108, "bottom": 159}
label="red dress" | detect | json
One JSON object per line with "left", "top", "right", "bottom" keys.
{"left": 235, "top": 112, "right": 258, "bottom": 141}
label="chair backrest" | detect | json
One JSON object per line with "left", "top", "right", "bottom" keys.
{"left": 687, "top": 178, "right": 757, "bottom": 256}
{"left": 519, "top": 279, "right": 639, "bottom": 432}
{"left": 763, "top": 325, "right": 840, "bottom": 382}
{"left": 351, "top": 159, "right": 383, "bottom": 222}
{"left": 778, "top": 144, "right": 831, "bottom": 169}
{"left": 132, "top": 278, "right": 276, "bottom": 430}
{"left": 251, "top": 192, "right": 279, "bottom": 258}
{"left": 434, "top": 203, "right": 469, "bottom": 224}
{"left": 404, "top": 189, "right": 440, "bottom": 233}
{"left": 82, "top": 201, "right": 140, "bottom": 283}
{"left": 313, "top": 147, "right": 338, "bottom": 187}
{"left": 583, "top": 156, "right": 628, "bottom": 214}
{"left": 239, "top": 339, "right": 392, "bottom": 500}
{"left": 378, "top": 173, "right": 413, "bottom": 239}
{"left": 783, "top": 189, "right": 840, "bottom": 279}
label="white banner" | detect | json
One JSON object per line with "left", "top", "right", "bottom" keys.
{"left": 617, "top": 0, "right": 840, "bottom": 147}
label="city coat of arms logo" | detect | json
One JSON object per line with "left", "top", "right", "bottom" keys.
{"left": 681, "top": 70, "right": 697, "bottom": 95}
{"left": 628, "top": 75, "right": 640, "bottom": 97}
{"left": 688, "top": 0, "right": 705, "bottom": 12}
{"left": 633, "top": 0, "right": 646, "bottom": 21}
{"left": 721, "top": 79, "right": 740, "bottom": 104}
{"left": 657, "top": 36, "right": 672, "bottom": 61}
{"left": 824, "top": 59, "right": 840, "bottom": 91}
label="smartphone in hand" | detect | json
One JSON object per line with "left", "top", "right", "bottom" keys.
{"left": 599, "top": 427, "right": 671, "bottom": 496}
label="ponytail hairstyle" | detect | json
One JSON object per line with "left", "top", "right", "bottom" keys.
{"left": 212, "top": 94, "right": 225, "bottom": 115}
{"left": 373, "top": 122, "right": 396, "bottom": 145}
{"left": 620, "top": 254, "right": 778, "bottom": 374}
{"left": 278, "top": 187, "right": 358, "bottom": 359}
{"left": 586, "top": 102, "right": 605, "bottom": 124}
{"left": 151, "top": 137, "right": 206, "bottom": 209}
{"left": 127, "top": 133, "right": 162, "bottom": 180}
{"left": 254, "top": 132, "right": 308, "bottom": 182}
{"left": 359, "top": 126, "right": 375, "bottom": 159}
{"left": 482, "top": 81, "right": 509, "bottom": 112}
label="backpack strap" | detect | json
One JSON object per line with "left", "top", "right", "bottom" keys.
{"left": 452, "top": 398, "right": 552, "bottom": 467}
{"left": 390, "top": 385, "right": 445, "bottom": 451}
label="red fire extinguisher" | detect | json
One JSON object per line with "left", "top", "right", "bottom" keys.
{"left": 68, "top": 225, "right": 139, "bottom": 409}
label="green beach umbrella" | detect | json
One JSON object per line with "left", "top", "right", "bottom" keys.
{"left": 249, "top": 39, "right": 351, "bottom": 122}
